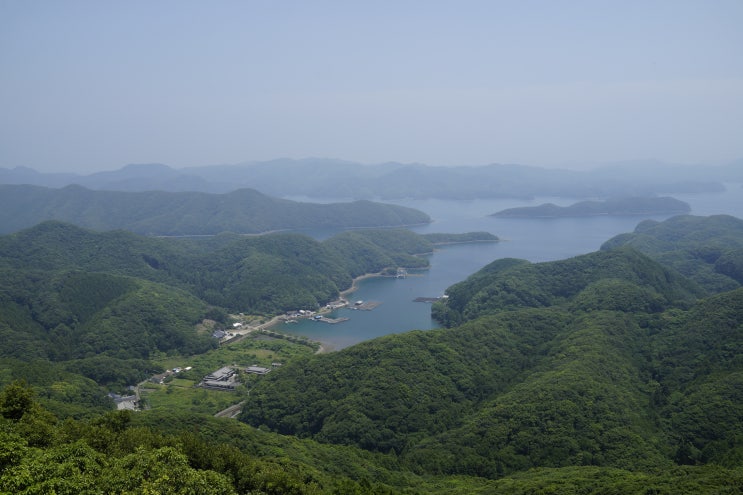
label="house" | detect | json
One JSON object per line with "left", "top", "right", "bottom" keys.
{"left": 201, "top": 366, "right": 238, "bottom": 390}
{"left": 204, "top": 366, "right": 236, "bottom": 381}
{"left": 245, "top": 365, "right": 270, "bottom": 375}
{"left": 150, "top": 373, "right": 168, "bottom": 384}
{"left": 201, "top": 379, "right": 237, "bottom": 391}
{"left": 108, "top": 392, "right": 138, "bottom": 411}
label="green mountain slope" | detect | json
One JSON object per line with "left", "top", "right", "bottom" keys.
{"left": 0, "top": 222, "right": 438, "bottom": 315}
{"left": 239, "top": 309, "right": 658, "bottom": 476}
{"left": 238, "top": 244, "right": 743, "bottom": 480}
{"left": 0, "top": 222, "right": 449, "bottom": 399}
{"left": 433, "top": 248, "right": 701, "bottom": 327}
{"left": 2, "top": 215, "right": 743, "bottom": 492}
{"left": 0, "top": 184, "right": 431, "bottom": 235}
{"left": 601, "top": 214, "right": 743, "bottom": 293}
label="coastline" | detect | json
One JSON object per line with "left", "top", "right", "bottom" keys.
{"left": 244, "top": 271, "right": 383, "bottom": 354}
{"left": 340, "top": 272, "right": 383, "bottom": 298}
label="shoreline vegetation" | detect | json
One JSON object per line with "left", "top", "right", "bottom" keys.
{"left": 244, "top": 234, "right": 500, "bottom": 351}
{"left": 236, "top": 271, "right": 387, "bottom": 355}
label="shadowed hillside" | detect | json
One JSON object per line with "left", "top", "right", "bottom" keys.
{"left": 0, "top": 184, "right": 431, "bottom": 235}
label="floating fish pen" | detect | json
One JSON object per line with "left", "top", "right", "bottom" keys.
{"left": 313, "top": 316, "right": 350, "bottom": 324}
{"left": 352, "top": 301, "right": 382, "bottom": 310}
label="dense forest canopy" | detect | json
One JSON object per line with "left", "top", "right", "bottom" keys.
{"left": 5, "top": 380, "right": 742, "bottom": 494}
{"left": 1, "top": 214, "right": 743, "bottom": 492}
{"left": 236, "top": 215, "right": 743, "bottom": 488}
{"left": 601, "top": 214, "right": 743, "bottom": 293}
{"left": 431, "top": 248, "right": 702, "bottom": 327}
{"left": 0, "top": 222, "right": 455, "bottom": 397}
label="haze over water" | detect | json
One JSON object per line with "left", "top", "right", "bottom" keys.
{"left": 279, "top": 185, "right": 743, "bottom": 350}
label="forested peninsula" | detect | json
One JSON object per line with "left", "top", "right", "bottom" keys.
{"left": 1, "top": 215, "right": 743, "bottom": 493}
{"left": 0, "top": 184, "right": 430, "bottom": 235}
{"left": 491, "top": 196, "right": 691, "bottom": 218}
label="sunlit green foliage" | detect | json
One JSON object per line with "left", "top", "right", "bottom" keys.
{"left": 240, "top": 286, "right": 743, "bottom": 485}
{"left": 2, "top": 215, "right": 743, "bottom": 492}
{"left": 436, "top": 248, "right": 699, "bottom": 327}
{"left": 0, "top": 382, "right": 450, "bottom": 494}
{"left": 240, "top": 238, "right": 743, "bottom": 486}
{"left": 602, "top": 214, "right": 743, "bottom": 293}
{"left": 0, "top": 222, "right": 438, "bottom": 316}
{"left": 0, "top": 222, "right": 441, "bottom": 403}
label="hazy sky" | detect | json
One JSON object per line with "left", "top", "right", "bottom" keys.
{"left": 1, "top": 1, "right": 742, "bottom": 172}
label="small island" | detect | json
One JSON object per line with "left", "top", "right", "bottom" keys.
{"left": 491, "top": 196, "right": 691, "bottom": 218}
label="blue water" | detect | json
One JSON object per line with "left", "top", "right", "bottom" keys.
{"left": 279, "top": 185, "right": 743, "bottom": 350}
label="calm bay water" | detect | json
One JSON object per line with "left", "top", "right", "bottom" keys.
{"left": 279, "top": 185, "right": 743, "bottom": 350}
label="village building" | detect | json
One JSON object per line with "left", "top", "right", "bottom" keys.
{"left": 245, "top": 365, "right": 270, "bottom": 375}
{"left": 108, "top": 392, "right": 138, "bottom": 411}
{"left": 201, "top": 366, "right": 238, "bottom": 390}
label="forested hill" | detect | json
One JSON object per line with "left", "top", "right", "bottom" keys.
{"left": 3, "top": 214, "right": 743, "bottom": 492}
{"left": 601, "top": 214, "right": 743, "bottom": 293}
{"left": 241, "top": 288, "right": 743, "bottom": 479}
{"left": 0, "top": 222, "right": 445, "bottom": 402}
{"left": 239, "top": 220, "right": 743, "bottom": 483}
{"left": 432, "top": 248, "right": 701, "bottom": 327}
{"left": 0, "top": 184, "right": 430, "bottom": 235}
{"left": 491, "top": 196, "right": 691, "bottom": 218}
{"left": 435, "top": 214, "right": 743, "bottom": 327}
{"left": 0, "top": 221, "right": 438, "bottom": 317}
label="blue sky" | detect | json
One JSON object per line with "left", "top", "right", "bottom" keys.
{"left": 1, "top": 0, "right": 742, "bottom": 172}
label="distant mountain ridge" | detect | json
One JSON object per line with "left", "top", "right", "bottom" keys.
{"left": 0, "top": 184, "right": 430, "bottom": 235}
{"left": 2, "top": 157, "right": 739, "bottom": 199}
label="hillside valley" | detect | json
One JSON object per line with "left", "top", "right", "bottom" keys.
{"left": 4, "top": 0, "right": 743, "bottom": 491}
{"left": 1, "top": 214, "right": 742, "bottom": 492}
